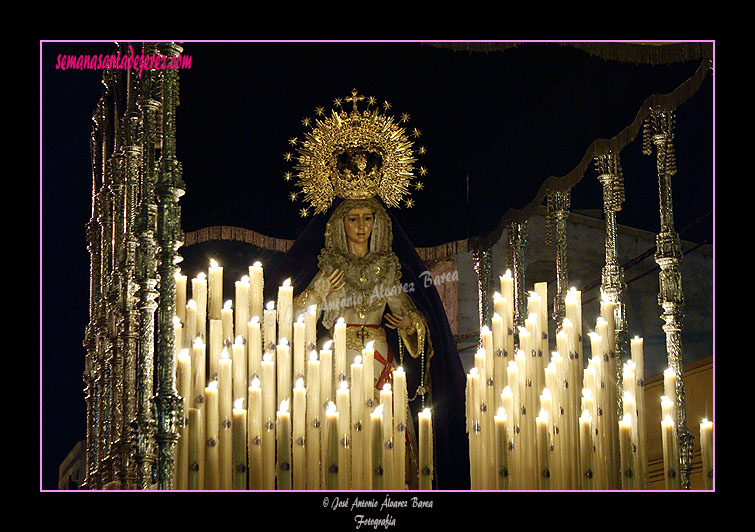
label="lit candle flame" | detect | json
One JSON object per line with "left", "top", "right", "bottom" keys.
{"left": 250, "top": 315, "right": 260, "bottom": 325}
{"left": 382, "top": 383, "right": 391, "bottom": 392}
{"left": 295, "top": 378, "right": 305, "bottom": 388}
{"left": 234, "top": 398, "right": 244, "bottom": 411}
{"left": 279, "top": 337, "right": 289, "bottom": 347}
{"left": 279, "top": 399, "right": 289, "bottom": 413}
{"left": 250, "top": 377, "right": 261, "bottom": 388}
{"left": 197, "top": 272, "right": 206, "bottom": 280}
{"left": 252, "top": 261, "right": 262, "bottom": 269}
{"left": 373, "top": 404, "right": 384, "bottom": 416}
{"left": 187, "top": 299, "right": 197, "bottom": 309}
{"left": 493, "top": 292, "right": 503, "bottom": 302}
{"left": 220, "top": 347, "right": 229, "bottom": 360}
{"left": 208, "top": 380, "right": 218, "bottom": 389}
{"left": 297, "top": 314, "right": 305, "bottom": 323}
{"left": 326, "top": 401, "right": 337, "bottom": 414}
{"left": 354, "top": 355, "right": 362, "bottom": 365}
{"left": 309, "top": 350, "right": 318, "bottom": 362}
{"left": 266, "top": 301, "right": 275, "bottom": 310}
{"left": 240, "top": 275, "right": 249, "bottom": 284}
{"left": 283, "top": 278, "right": 291, "bottom": 288}
{"left": 193, "top": 337, "right": 203, "bottom": 348}
{"left": 224, "top": 300, "right": 232, "bottom": 310}
{"left": 365, "top": 340, "right": 375, "bottom": 351}
{"left": 322, "top": 340, "right": 333, "bottom": 351}
{"left": 339, "top": 380, "right": 349, "bottom": 391}
{"left": 210, "top": 258, "right": 219, "bottom": 269}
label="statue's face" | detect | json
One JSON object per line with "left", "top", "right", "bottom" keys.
{"left": 343, "top": 207, "right": 375, "bottom": 245}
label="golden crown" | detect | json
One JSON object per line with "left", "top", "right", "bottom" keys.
{"left": 284, "top": 89, "right": 426, "bottom": 217}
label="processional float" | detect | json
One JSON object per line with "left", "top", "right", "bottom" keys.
{"left": 81, "top": 41, "right": 713, "bottom": 491}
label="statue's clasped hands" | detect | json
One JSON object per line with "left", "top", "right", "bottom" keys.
{"left": 384, "top": 305, "right": 412, "bottom": 332}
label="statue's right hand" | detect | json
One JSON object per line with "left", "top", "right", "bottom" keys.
{"left": 327, "top": 269, "right": 346, "bottom": 294}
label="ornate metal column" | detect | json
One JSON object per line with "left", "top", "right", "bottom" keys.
{"left": 644, "top": 108, "right": 693, "bottom": 489}
{"left": 133, "top": 43, "right": 162, "bottom": 489}
{"left": 546, "top": 191, "right": 570, "bottom": 329}
{"left": 153, "top": 41, "right": 186, "bottom": 490}
{"left": 97, "top": 70, "right": 117, "bottom": 486}
{"left": 472, "top": 247, "right": 494, "bottom": 331}
{"left": 83, "top": 94, "right": 107, "bottom": 490}
{"left": 595, "top": 151, "right": 629, "bottom": 490}
{"left": 507, "top": 221, "right": 528, "bottom": 335}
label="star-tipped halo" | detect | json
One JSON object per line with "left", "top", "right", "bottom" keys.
{"left": 285, "top": 88, "right": 427, "bottom": 214}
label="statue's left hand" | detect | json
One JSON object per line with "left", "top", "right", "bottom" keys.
{"left": 384, "top": 305, "right": 411, "bottom": 331}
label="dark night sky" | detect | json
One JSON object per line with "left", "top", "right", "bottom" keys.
{"left": 40, "top": 41, "right": 713, "bottom": 490}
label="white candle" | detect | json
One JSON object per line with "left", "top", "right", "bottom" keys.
{"left": 208, "top": 319, "right": 222, "bottom": 381}
{"left": 494, "top": 407, "right": 509, "bottom": 490}
{"left": 619, "top": 414, "right": 633, "bottom": 490}
{"left": 278, "top": 278, "right": 294, "bottom": 347}
{"left": 501, "top": 385, "right": 518, "bottom": 489}
{"left": 187, "top": 407, "right": 204, "bottom": 490}
{"left": 492, "top": 311, "right": 505, "bottom": 409}
{"left": 292, "top": 379, "right": 307, "bottom": 491}
{"left": 247, "top": 316, "right": 262, "bottom": 382}
{"left": 661, "top": 415, "right": 679, "bottom": 490}
{"left": 221, "top": 300, "right": 234, "bottom": 347}
{"left": 467, "top": 367, "right": 481, "bottom": 490}
{"left": 176, "top": 349, "right": 191, "bottom": 490}
{"left": 249, "top": 261, "right": 264, "bottom": 326}
{"left": 534, "top": 282, "right": 549, "bottom": 362}
{"left": 393, "top": 366, "right": 407, "bottom": 490}
{"left": 261, "top": 353, "right": 276, "bottom": 490}
{"left": 380, "top": 383, "right": 395, "bottom": 490}
{"left": 631, "top": 335, "right": 648, "bottom": 489}
{"left": 351, "top": 356, "right": 365, "bottom": 489}
{"left": 184, "top": 299, "right": 197, "bottom": 349}
{"left": 277, "top": 399, "right": 292, "bottom": 490}
{"left": 700, "top": 418, "right": 713, "bottom": 490}
{"left": 334, "top": 317, "right": 347, "bottom": 384}
{"left": 536, "top": 409, "right": 550, "bottom": 490}
{"left": 306, "top": 351, "right": 321, "bottom": 490}
{"left": 235, "top": 275, "right": 250, "bottom": 343}
{"left": 204, "top": 381, "right": 220, "bottom": 490}
{"left": 305, "top": 305, "right": 318, "bottom": 354}
{"left": 247, "top": 378, "right": 263, "bottom": 490}
{"left": 418, "top": 407, "right": 434, "bottom": 491}
{"left": 218, "top": 349, "right": 233, "bottom": 490}
{"left": 336, "top": 380, "right": 351, "bottom": 490}
{"left": 209, "top": 258, "right": 223, "bottom": 321}
{"left": 363, "top": 341, "right": 375, "bottom": 406}
{"left": 370, "top": 404, "right": 384, "bottom": 490}
{"left": 232, "top": 399, "right": 247, "bottom": 490}
{"left": 579, "top": 410, "right": 593, "bottom": 490}
{"left": 293, "top": 315, "right": 306, "bottom": 382}
{"left": 232, "top": 335, "right": 247, "bottom": 406}
{"left": 277, "top": 337, "right": 292, "bottom": 406}
{"left": 192, "top": 273, "right": 207, "bottom": 341}
{"left": 325, "top": 401, "right": 339, "bottom": 490}
{"left": 320, "top": 340, "right": 333, "bottom": 406}
{"left": 263, "top": 301, "right": 276, "bottom": 355}
{"left": 191, "top": 337, "right": 206, "bottom": 410}
{"left": 175, "top": 269, "right": 187, "bottom": 324}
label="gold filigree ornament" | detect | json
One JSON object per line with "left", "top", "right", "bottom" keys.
{"left": 286, "top": 88, "right": 425, "bottom": 216}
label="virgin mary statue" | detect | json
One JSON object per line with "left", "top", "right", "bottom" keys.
{"left": 268, "top": 90, "right": 469, "bottom": 490}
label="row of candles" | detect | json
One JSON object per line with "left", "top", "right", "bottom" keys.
{"left": 467, "top": 271, "right": 713, "bottom": 489}
{"left": 172, "top": 260, "right": 434, "bottom": 490}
